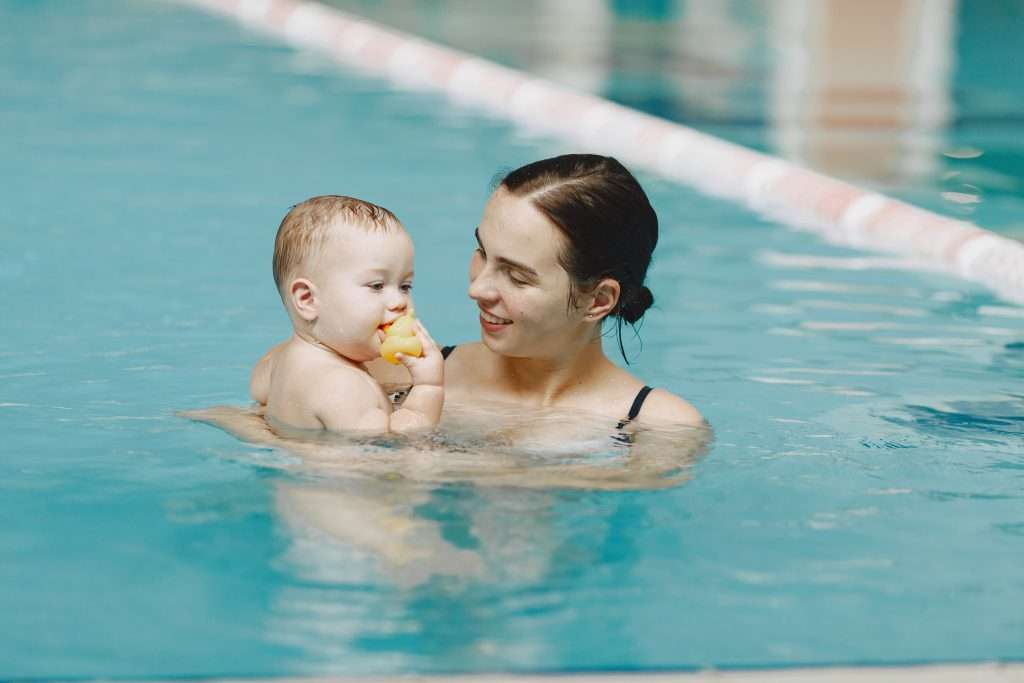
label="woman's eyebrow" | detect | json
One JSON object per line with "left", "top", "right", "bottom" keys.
{"left": 475, "top": 227, "right": 539, "bottom": 278}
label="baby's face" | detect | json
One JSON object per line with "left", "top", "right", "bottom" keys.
{"left": 310, "top": 225, "right": 415, "bottom": 362}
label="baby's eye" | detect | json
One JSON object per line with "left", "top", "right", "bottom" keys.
{"left": 368, "top": 282, "right": 385, "bottom": 291}
{"left": 400, "top": 283, "right": 413, "bottom": 293}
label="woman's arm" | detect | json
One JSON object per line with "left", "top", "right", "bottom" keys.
{"left": 181, "top": 405, "right": 710, "bottom": 491}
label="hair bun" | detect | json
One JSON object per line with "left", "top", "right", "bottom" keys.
{"left": 619, "top": 285, "right": 653, "bottom": 324}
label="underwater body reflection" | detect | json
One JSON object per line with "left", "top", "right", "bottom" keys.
{"left": 187, "top": 403, "right": 710, "bottom": 670}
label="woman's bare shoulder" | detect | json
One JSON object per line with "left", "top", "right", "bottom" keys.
{"left": 441, "top": 342, "right": 491, "bottom": 377}
{"left": 442, "top": 341, "right": 487, "bottom": 357}
{"left": 638, "top": 388, "right": 706, "bottom": 428}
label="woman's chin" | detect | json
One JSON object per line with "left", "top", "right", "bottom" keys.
{"left": 479, "top": 332, "right": 502, "bottom": 352}
{"left": 480, "top": 330, "right": 522, "bottom": 356}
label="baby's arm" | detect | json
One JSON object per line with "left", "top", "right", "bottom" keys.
{"left": 388, "top": 319, "right": 444, "bottom": 432}
{"left": 390, "top": 384, "right": 443, "bottom": 432}
{"left": 314, "top": 375, "right": 440, "bottom": 433}
{"left": 307, "top": 321, "right": 443, "bottom": 433}
{"left": 250, "top": 341, "right": 286, "bottom": 405}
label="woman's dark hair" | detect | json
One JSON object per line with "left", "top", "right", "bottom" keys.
{"left": 500, "top": 154, "right": 657, "bottom": 362}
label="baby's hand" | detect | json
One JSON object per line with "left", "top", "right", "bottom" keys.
{"left": 395, "top": 319, "right": 443, "bottom": 387}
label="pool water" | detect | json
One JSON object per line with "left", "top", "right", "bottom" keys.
{"left": 2, "top": 0, "right": 1023, "bottom": 677}
{"left": 324, "top": 0, "right": 1024, "bottom": 238}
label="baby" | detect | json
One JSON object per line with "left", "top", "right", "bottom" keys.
{"left": 250, "top": 195, "right": 443, "bottom": 433}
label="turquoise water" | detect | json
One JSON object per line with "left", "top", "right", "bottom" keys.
{"left": 326, "top": 0, "right": 1024, "bottom": 238}
{"left": 2, "top": 1, "right": 1023, "bottom": 677}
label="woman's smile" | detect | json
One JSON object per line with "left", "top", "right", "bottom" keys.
{"left": 479, "top": 308, "right": 513, "bottom": 333}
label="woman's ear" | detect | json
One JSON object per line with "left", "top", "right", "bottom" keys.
{"left": 289, "top": 278, "right": 318, "bottom": 322}
{"left": 585, "top": 278, "right": 620, "bottom": 322}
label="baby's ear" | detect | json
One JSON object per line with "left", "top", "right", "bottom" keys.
{"left": 289, "top": 278, "right": 318, "bottom": 322}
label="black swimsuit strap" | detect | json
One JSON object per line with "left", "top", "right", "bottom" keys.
{"left": 441, "top": 345, "right": 456, "bottom": 359}
{"left": 615, "top": 385, "right": 654, "bottom": 430}
{"left": 626, "top": 385, "right": 654, "bottom": 421}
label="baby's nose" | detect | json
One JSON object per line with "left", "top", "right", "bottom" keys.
{"left": 388, "top": 291, "right": 409, "bottom": 310}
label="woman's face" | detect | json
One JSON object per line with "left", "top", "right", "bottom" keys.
{"left": 468, "top": 188, "right": 590, "bottom": 359}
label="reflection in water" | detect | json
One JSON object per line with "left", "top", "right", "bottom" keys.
{"left": 322, "top": 0, "right": 1024, "bottom": 231}
{"left": 770, "top": 0, "right": 956, "bottom": 183}
{"left": 882, "top": 396, "right": 1024, "bottom": 443}
{"left": 184, "top": 403, "right": 709, "bottom": 670}
{"left": 264, "top": 477, "right": 659, "bottom": 671}
{"left": 992, "top": 341, "right": 1024, "bottom": 378}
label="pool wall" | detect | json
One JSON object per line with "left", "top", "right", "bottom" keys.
{"left": 183, "top": 0, "right": 1024, "bottom": 305}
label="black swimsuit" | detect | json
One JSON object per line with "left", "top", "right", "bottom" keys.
{"left": 440, "top": 345, "right": 653, "bottom": 438}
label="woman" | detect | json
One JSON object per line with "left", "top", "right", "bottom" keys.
{"left": 423, "top": 153, "right": 703, "bottom": 430}
{"left": 194, "top": 154, "right": 707, "bottom": 489}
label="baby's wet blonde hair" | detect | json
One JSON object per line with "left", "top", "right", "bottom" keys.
{"left": 272, "top": 195, "right": 402, "bottom": 297}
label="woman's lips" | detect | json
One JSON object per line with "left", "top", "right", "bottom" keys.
{"left": 479, "top": 309, "right": 512, "bottom": 333}
{"left": 480, "top": 309, "right": 511, "bottom": 325}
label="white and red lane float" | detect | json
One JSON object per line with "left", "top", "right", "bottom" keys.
{"left": 186, "top": 0, "right": 1024, "bottom": 305}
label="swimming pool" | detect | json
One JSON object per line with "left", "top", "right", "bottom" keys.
{"left": 321, "top": 0, "right": 1024, "bottom": 238}
{"left": 2, "top": 0, "right": 1023, "bottom": 677}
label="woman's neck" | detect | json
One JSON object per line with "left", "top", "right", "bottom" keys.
{"left": 495, "top": 336, "right": 614, "bottom": 408}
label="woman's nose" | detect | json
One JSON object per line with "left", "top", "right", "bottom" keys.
{"left": 468, "top": 263, "right": 496, "bottom": 303}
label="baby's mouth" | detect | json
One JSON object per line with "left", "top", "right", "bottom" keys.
{"left": 480, "top": 310, "right": 512, "bottom": 325}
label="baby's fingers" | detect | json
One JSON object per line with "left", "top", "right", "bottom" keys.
{"left": 413, "top": 319, "right": 439, "bottom": 352}
{"left": 394, "top": 352, "right": 422, "bottom": 371}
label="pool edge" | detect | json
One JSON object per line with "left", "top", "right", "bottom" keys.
{"left": 186, "top": 661, "right": 1024, "bottom": 682}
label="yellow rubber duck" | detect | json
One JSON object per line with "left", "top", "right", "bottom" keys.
{"left": 379, "top": 309, "right": 423, "bottom": 364}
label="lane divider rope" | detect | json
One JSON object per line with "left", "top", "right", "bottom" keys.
{"left": 186, "top": 0, "right": 1024, "bottom": 305}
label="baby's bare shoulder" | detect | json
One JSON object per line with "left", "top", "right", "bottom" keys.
{"left": 273, "top": 353, "right": 373, "bottom": 404}
{"left": 305, "top": 360, "right": 381, "bottom": 401}
{"left": 306, "top": 362, "right": 389, "bottom": 431}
